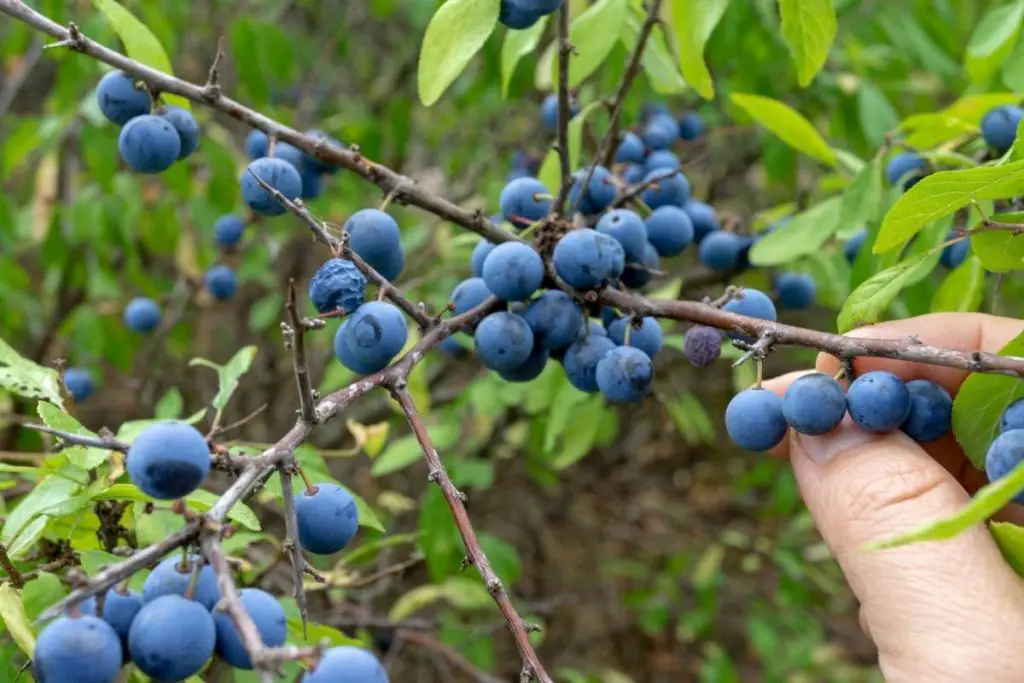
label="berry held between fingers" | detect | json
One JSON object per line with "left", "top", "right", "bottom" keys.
{"left": 782, "top": 373, "right": 847, "bottom": 436}
{"left": 845, "top": 371, "right": 911, "bottom": 433}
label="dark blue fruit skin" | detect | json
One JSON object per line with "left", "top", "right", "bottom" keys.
{"left": 986, "top": 430, "right": 1024, "bottom": 503}
{"left": 683, "top": 325, "right": 721, "bottom": 367}
{"left": 272, "top": 142, "right": 306, "bottom": 170}
{"left": 596, "top": 346, "right": 654, "bottom": 403}
{"left": 683, "top": 200, "right": 720, "bottom": 243}
{"left": 500, "top": 177, "right": 552, "bottom": 228}
{"left": 214, "top": 214, "right": 245, "bottom": 247}
{"left": 499, "top": 342, "right": 550, "bottom": 382}
{"left": 142, "top": 554, "right": 221, "bottom": 610}
{"left": 698, "top": 231, "right": 742, "bottom": 271}
{"left": 159, "top": 106, "right": 200, "bottom": 159}
{"left": 499, "top": 0, "right": 543, "bottom": 28}
{"left": 569, "top": 166, "right": 617, "bottom": 215}
{"left": 608, "top": 317, "right": 663, "bottom": 360}
{"left": 563, "top": 334, "right": 616, "bottom": 393}
{"left": 471, "top": 239, "right": 496, "bottom": 277}
{"left": 619, "top": 242, "right": 659, "bottom": 289}
{"left": 123, "top": 297, "right": 161, "bottom": 333}
{"left": 601, "top": 233, "right": 626, "bottom": 281}
{"left": 677, "top": 112, "right": 704, "bottom": 140}
{"left": 523, "top": 290, "right": 584, "bottom": 350}
{"left": 641, "top": 102, "right": 671, "bottom": 122}
{"left": 885, "top": 152, "right": 928, "bottom": 189}
{"left": 615, "top": 132, "right": 646, "bottom": 164}
{"left": 129, "top": 595, "right": 215, "bottom": 681}
{"left": 601, "top": 305, "right": 621, "bottom": 329}
{"left": 119, "top": 115, "right": 181, "bottom": 173}
{"left": 782, "top": 373, "right": 847, "bottom": 436}
{"left": 245, "top": 130, "right": 269, "bottom": 159}
{"left": 438, "top": 336, "right": 469, "bottom": 358}
{"left": 242, "top": 157, "right": 303, "bottom": 216}
{"left": 623, "top": 163, "right": 646, "bottom": 184}
{"left": 540, "top": 93, "right": 579, "bottom": 130}
{"left": 775, "top": 272, "right": 816, "bottom": 310}
{"left": 204, "top": 265, "right": 237, "bottom": 301}
{"left": 214, "top": 588, "right": 287, "bottom": 669}
{"left": 940, "top": 238, "right": 970, "bottom": 269}
{"left": 474, "top": 312, "right": 535, "bottom": 372}
{"left": 300, "top": 166, "right": 323, "bottom": 200}
{"left": 644, "top": 150, "right": 681, "bottom": 174}
{"left": 721, "top": 289, "right": 777, "bottom": 343}
{"left": 642, "top": 113, "right": 679, "bottom": 150}
{"left": 481, "top": 242, "right": 545, "bottom": 301}
{"left": 1002, "top": 398, "right": 1024, "bottom": 433}
{"left": 308, "top": 259, "right": 366, "bottom": 314}
{"left": 127, "top": 421, "right": 211, "bottom": 501}
{"left": 900, "top": 379, "right": 952, "bottom": 443}
{"left": 342, "top": 302, "right": 409, "bottom": 370}
{"left": 64, "top": 368, "right": 95, "bottom": 403}
{"left": 844, "top": 229, "right": 868, "bottom": 263}
{"left": 335, "top": 321, "right": 386, "bottom": 374}
{"left": 296, "top": 483, "right": 360, "bottom": 554}
{"left": 641, "top": 169, "right": 690, "bottom": 209}
{"left": 96, "top": 70, "right": 151, "bottom": 126}
{"left": 726, "top": 389, "right": 788, "bottom": 451}
{"left": 846, "top": 371, "right": 911, "bottom": 433}
{"left": 34, "top": 614, "right": 123, "bottom": 683}
{"left": 552, "top": 229, "right": 617, "bottom": 289}
{"left": 596, "top": 209, "right": 648, "bottom": 263}
{"left": 343, "top": 210, "right": 405, "bottom": 281}
{"left": 80, "top": 588, "right": 143, "bottom": 648}
{"left": 302, "top": 129, "right": 343, "bottom": 174}
{"left": 302, "top": 645, "right": 390, "bottom": 683}
{"left": 451, "top": 277, "right": 493, "bottom": 321}
{"left": 981, "top": 104, "right": 1024, "bottom": 155}
{"left": 645, "top": 206, "right": 694, "bottom": 257}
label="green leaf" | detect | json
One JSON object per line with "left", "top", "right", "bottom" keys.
{"left": 417, "top": 0, "right": 501, "bottom": 106}
{"left": 669, "top": 0, "right": 730, "bottom": 99}
{"left": 0, "top": 335, "right": 64, "bottom": 406}
{"left": 836, "top": 154, "right": 884, "bottom": 236}
{"left": 778, "top": 0, "right": 837, "bottom": 87}
{"left": 964, "top": 0, "right": 1024, "bottom": 83}
{"left": 971, "top": 211, "right": 1024, "bottom": 272}
{"left": 2, "top": 473, "right": 84, "bottom": 557}
{"left": 565, "top": 0, "right": 629, "bottom": 87}
{"left": 857, "top": 82, "right": 899, "bottom": 148}
{"left": 952, "top": 331, "right": 1024, "bottom": 469}
{"left": 930, "top": 255, "right": 986, "bottom": 313}
{"left": 0, "top": 583, "right": 34, "bottom": 656}
{"left": 875, "top": 161, "right": 1024, "bottom": 253}
{"left": 991, "top": 522, "right": 1024, "bottom": 576}
{"left": 500, "top": 16, "right": 549, "bottom": 97}
{"left": 90, "top": 0, "right": 189, "bottom": 110}
{"left": 21, "top": 573, "right": 65, "bottom": 620}
{"left": 537, "top": 101, "right": 602, "bottom": 193}
{"left": 371, "top": 424, "right": 459, "bottom": 477}
{"left": 619, "top": 7, "right": 686, "bottom": 95}
{"left": 154, "top": 388, "right": 183, "bottom": 419}
{"left": 836, "top": 252, "right": 932, "bottom": 333}
{"left": 388, "top": 577, "right": 491, "bottom": 621}
{"left": 37, "top": 402, "right": 108, "bottom": 470}
{"left": 551, "top": 395, "right": 604, "bottom": 469}
{"left": 729, "top": 93, "right": 836, "bottom": 166}
{"left": 1002, "top": 34, "right": 1024, "bottom": 90}
{"left": 189, "top": 346, "right": 257, "bottom": 413}
{"left": 93, "top": 484, "right": 261, "bottom": 531}
{"left": 749, "top": 196, "right": 843, "bottom": 266}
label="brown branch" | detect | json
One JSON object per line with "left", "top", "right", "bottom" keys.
{"left": 612, "top": 168, "right": 676, "bottom": 208}
{"left": 16, "top": 423, "right": 128, "bottom": 452}
{"left": 0, "top": 544, "right": 25, "bottom": 588}
{"left": 553, "top": 4, "right": 572, "bottom": 217}
{"left": 278, "top": 461, "right": 310, "bottom": 638}
{"left": 344, "top": 555, "right": 423, "bottom": 589}
{"left": 284, "top": 279, "right": 317, "bottom": 425}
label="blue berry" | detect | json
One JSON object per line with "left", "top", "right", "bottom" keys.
{"left": 80, "top": 588, "right": 143, "bottom": 647}
{"left": 721, "top": 288, "right": 777, "bottom": 343}
{"left": 129, "top": 595, "right": 216, "bottom": 681}
{"left": 601, "top": 304, "right": 621, "bottom": 329}
{"left": 641, "top": 102, "right": 671, "bottom": 122}
{"left": 644, "top": 150, "right": 680, "bottom": 174}
{"left": 64, "top": 368, "right": 95, "bottom": 403}
{"left": 242, "top": 157, "right": 303, "bottom": 216}
{"left": 300, "top": 165, "right": 323, "bottom": 200}
{"left": 499, "top": 0, "right": 543, "bottom": 28}
{"left": 273, "top": 142, "right": 306, "bottom": 170}
{"left": 782, "top": 373, "right": 847, "bottom": 436}
{"left": 615, "top": 132, "right": 645, "bottom": 164}
{"left": 474, "top": 312, "right": 535, "bottom": 372}
{"left": 775, "top": 272, "right": 816, "bottom": 310}
{"left": 96, "top": 70, "right": 150, "bottom": 126}
{"left": 471, "top": 238, "right": 496, "bottom": 277}
{"left": 142, "top": 554, "right": 220, "bottom": 610}
{"left": 684, "top": 326, "right": 721, "bottom": 367}
{"left": 344, "top": 210, "right": 405, "bottom": 281}
{"left": 678, "top": 112, "right": 704, "bottom": 140}
{"left": 523, "top": 290, "right": 583, "bottom": 350}
{"left": 684, "top": 200, "right": 720, "bottom": 243}
{"left": 1003, "top": 398, "right": 1024, "bottom": 433}
{"left": 552, "top": 229, "right": 620, "bottom": 289}
{"left": 642, "top": 113, "right": 679, "bottom": 150}
{"left": 204, "top": 265, "right": 237, "bottom": 301}
{"left": 645, "top": 206, "right": 694, "bottom": 257}
{"left": 482, "top": 242, "right": 545, "bottom": 301}
{"left": 981, "top": 104, "right": 1024, "bottom": 155}
{"left": 885, "top": 152, "right": 927, "bottom": 189}
{"left": 34, "top": 614, "right": 122, "bottom": 683}
{"left": 940, "top": 237, "right": 970, "bottom": 269}
{"left": 158, "top": 106, "right": 200, "bottom": 159}
{"left": 641, "top": 169, "right": 690, "bottom": 208}
{"left": 127, "top": 421, "right": 211, "bottom": 500}
{"left": 623, "top": 163, "right": 646, "bottom": 184}
{"left": 900, "top": 379, "right": 952, "bottom": 443}
{"left": 844, "top": 229, "right": 867, "bottom": 263}
{"left": 339, "top": 302, "right": 409, "bottom": 373}
{"left": 500, "top": 177, "right": 551, "bottom": 228}
{"left": 569, "top": 166, "right": 617, "bottom": 215}
{"left": 309, "top": 259, "right": 366, "bottom": 314}
{"left": 123, "top": 297, "right": 161, "bottom": 333}
{"left": 596, "top": 346, "right": 653, "bottom": 403}
{"left": 562, "top": 334, "right": 616, "bottom": 393}
{"left": 334, "top": 321, "right": 384, "bottom": 374}
{"left": 213, "top": 588, "right": 287, "bottom": 669}
{"left": 698, "top": 231, "right": 742, "bottom": 271}
{"left": 986, "top": 430, "right": 1024, "bottom": 503}
{"left": 302, "top": 129, "right": 343, "bottom": 174}
{"left": 302, "top": 646, "right": 390, "bottom": 683}
{"left": 596, "top": 209, "right": 647, "bottom": 263}
{"left": 540, "top": 93, "right": 579, "bottom": 130}
{"left": 214, "top": 214, "right": 245, "bottom": 247}
{"left": 608, "top": 317, "right": 663, "bottom": 359}
{"left": 451, "top": 277, "right": 493, "bottom": 321}
{"left": 846, "top": 371, "right": 911, "bottom": 433}
{"left": 245, "top": 130, "right": 269, "bottom": 159}
{"left": 118, "top": 114, "right": 181, "bottom": 173}
{"left": 296, "top": 482, "right": 359, "bottom": 554}
{"left": 499, "top": 342, "right": 550, "bottom": 382}
{"left": 726, "top": 389, "right": 788, "bottom": 451}
{"left": 438, "top": 336, "right": 469, "bottom": 358}
{"left": 619, "top": 242, "right": 659, "bottom": 290}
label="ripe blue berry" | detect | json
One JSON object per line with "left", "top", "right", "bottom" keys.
{"left": 569, "top": 166, "right": 617, "bottom": 215}
{"left": 499, "top": 0, "right": 543, "bottom": 28}
{"left": 885, "top": 152, "right": 927, "bottom": 189}
{"left": 300, "top": 166, "right": 323, "bottom": 200}
{"left": 438, "top": 336, "right": 469, "bottom": 358}
{"left": 242, "top": 157, "right": 303, "bottom": 216}
{"left": 641, "top": 169, "right": 690, "bottom": 209}
{"left": 1003, "top": 398, "right": 1024, "bottom": 433}
{"left": 683, "top": 326, "right": 721, "bottom": 367}
{"left": 500, "top": 177, "right": 551, "bottom": 228}
{"left": 214, "top": 214, "right": 245, "bottom": 247}
{"left": 308, "top": 259, "right": 366, "bottom": 314}
{"left": 123, "top": 297, "right": 161, "bottom": 333}
{"left": 540, "top": 93, "right": 579, "bottom": 130}
{"left": 339, "top": 302, "right": 409, "bottom": 373}
{"left": 204, "top": 265, "right": 237, "bottom": 301}
{"left": 344, "top": 210, "right": 405, "bottom": 281}
{"left": 614, "top": 132, "right": 645, "bottom": 164}
{"left": 782, "top": 373, "right": 847, "bottom": 435}
{"left": 721, "top": 288, "right": 777, "bottom": 343}
{"left": 645, "top": 206, "right": 694, "bottom": 257}
{"left": 608, "top": 317, "right": 663, "bottom": 359}
{"left": 158, "top": 106, "right": 200, "bottom": 159}
{"left": 846, "top": 371, "right": 911, "bottom": 433}
{"left": 96, "top": 70, "right": 151, "bottom": 126}
{"left": 142, "top": 554, "right": 221, "bottom": 610}
{"left": 596, "top": 346, "right": 653, "bottom": 403}
{"left": 642, "top": 113, "right": 679, "bottom": 150}
{"left": 523, "top": 290, "right": 584, "bottom": 350}
{"left": 129, "top": 595, "right": 215, "bottom": 681}
{"left": 623, "top": 163, "right": 646, "bottom": 184}
{"left": 118, "top": 114, "right": 181, "bottom": 173}
{"left": 471, "top": 238, "right": 496, "bottom": 277}
{"left": 677, "top": 112, "right": 704, "bottom": 140}
{"left": 774, "top": 272, "right": 816, "bottom": 310}
{"left": 900, "top": 379, "right": 952, "bottom": 443}
{"left": 335, "top": 321, "right": 385, "bottom": 374}
{"left": 64, "top": 368, "right": 95, "bottom": 403}
{"left": 698, "top": 231, "right": 742, "bottom": 271}
{"left": 302, "top": 129, "right": 343, "bottom": 174}
{"left": 296, "top": 482, "right": 360, "bottom": 554}
{"left": 981, "top": 104, "right": 1023, "bottom": 155}
{"left": 620, "top": 242, "right": 659, "bottom": 290}
{"left": 213, "top": 588, "right": 287, "bottom": 669}
{"left": 644, "top": 150, "right": 681, "bottom": 174}
{"left": 596, "top": 209, "right": 648, "bottom": 263}
{"left": 474, "top": 312, "right": 535, "bottom": 372}
{"left": 245, "top": 130, "right": 269, "bottom": 159}
{"left": 683, "top": 200, "right": 720, "bottom": 243}
{"left": 127, "top": 421, "right": 211, "bottom": 500}
{"left": 844, "top": 229, "right": 868, "bottom": 263}
{"left": 641, "top": 102, "right": 671, "bottom": 122}
{"left": 940, "top": 238, "right": 970, "bottom": 269}
{"left": 451, "top": 277, "right": 493, "bottom": 322}
{"left": 499, "top": 342, "right": 550, "bottom": 382}
{"left": 986, "top": 430, "right": 1024, "bottom": 503}
{"left": 552, "top": 229, "right": 619, "bottom": 289}
{"left": 562, "top": 334, "right": 616, "bottom": 393}
{"left": 302, "top": 645, "right": 390, "bottom": 683}
{"left": 34, "top": 614, "right": 122, "bottom": 683}
{"left": 725, "top": 388, "right": 788, "bottom": 451}
{"left": 482, "top": 242, "right": 544, "bottom": 301}
{"left": 80, "top": 587, "right": 143, "bottom": 648}
{"left": 272, "top": 142, "right": 306, "bottom": 170}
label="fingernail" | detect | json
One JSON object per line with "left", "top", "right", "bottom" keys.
{"left": 794, "top": 420, "right": 877, "bottom": 465}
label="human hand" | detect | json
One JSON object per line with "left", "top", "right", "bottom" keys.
{"left": 763, "top": 312, "right": 1024, "bottom": 682}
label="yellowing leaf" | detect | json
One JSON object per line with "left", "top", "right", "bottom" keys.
{"left": 729, "top": 93, "right": 836, "bottom": 166}
{"left": 778, "top": 0, "right": 837, "bottom": 87}
{"left": 669, "top": 0, "right": 730, "bottom": 99}
{"left": 0, "top": 583, "right": 34, "bottom": 656}
{"left": 418, "top": 0, "right": 501, "bottom": 106}
{"left": 991, "top": 522, "right": 1024, "bottom": 577}
{"left": 501, "top": 16, "right": 549, "bottom": 97}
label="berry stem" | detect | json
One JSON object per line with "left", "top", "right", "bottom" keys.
{"left": 295, "top": 465, "right": 316, "bottom": 495}
{"left": 755, "top": 359, "right": 764, "bottom": 389}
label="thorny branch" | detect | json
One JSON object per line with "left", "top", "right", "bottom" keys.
{"left": 553, "top": 3, "right": 573, "bottom": 218}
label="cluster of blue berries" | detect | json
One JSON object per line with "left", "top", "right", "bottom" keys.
{"left": 499, "top": 0, "right": 563, "bottom": 29}
{"left": 241, "top": 128, "right": 341, "bottom": 215}
{"left": 984, "top": 398, "right": 1024, "bottom": 500}
{"left": 202, "top": 213, "right": 248, "bottom": 302}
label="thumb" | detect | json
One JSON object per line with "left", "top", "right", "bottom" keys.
{"left": 790, "top": 423, "right": 1024, "bottom": 679}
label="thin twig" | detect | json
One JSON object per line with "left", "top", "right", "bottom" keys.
{"left": 553, "top": 4, "right": 572, "bottom": 217}
{"left": 284, "top": 279, "right": 317, "bottom": 425}
{"left": 278, "top": 462, "right": 310, "bottom": 639}
{"left": 0, "top": 544, "right": 25, "bottom": 588}
{"left": 16, "top": 423, "right": 128, "bottom": 452}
